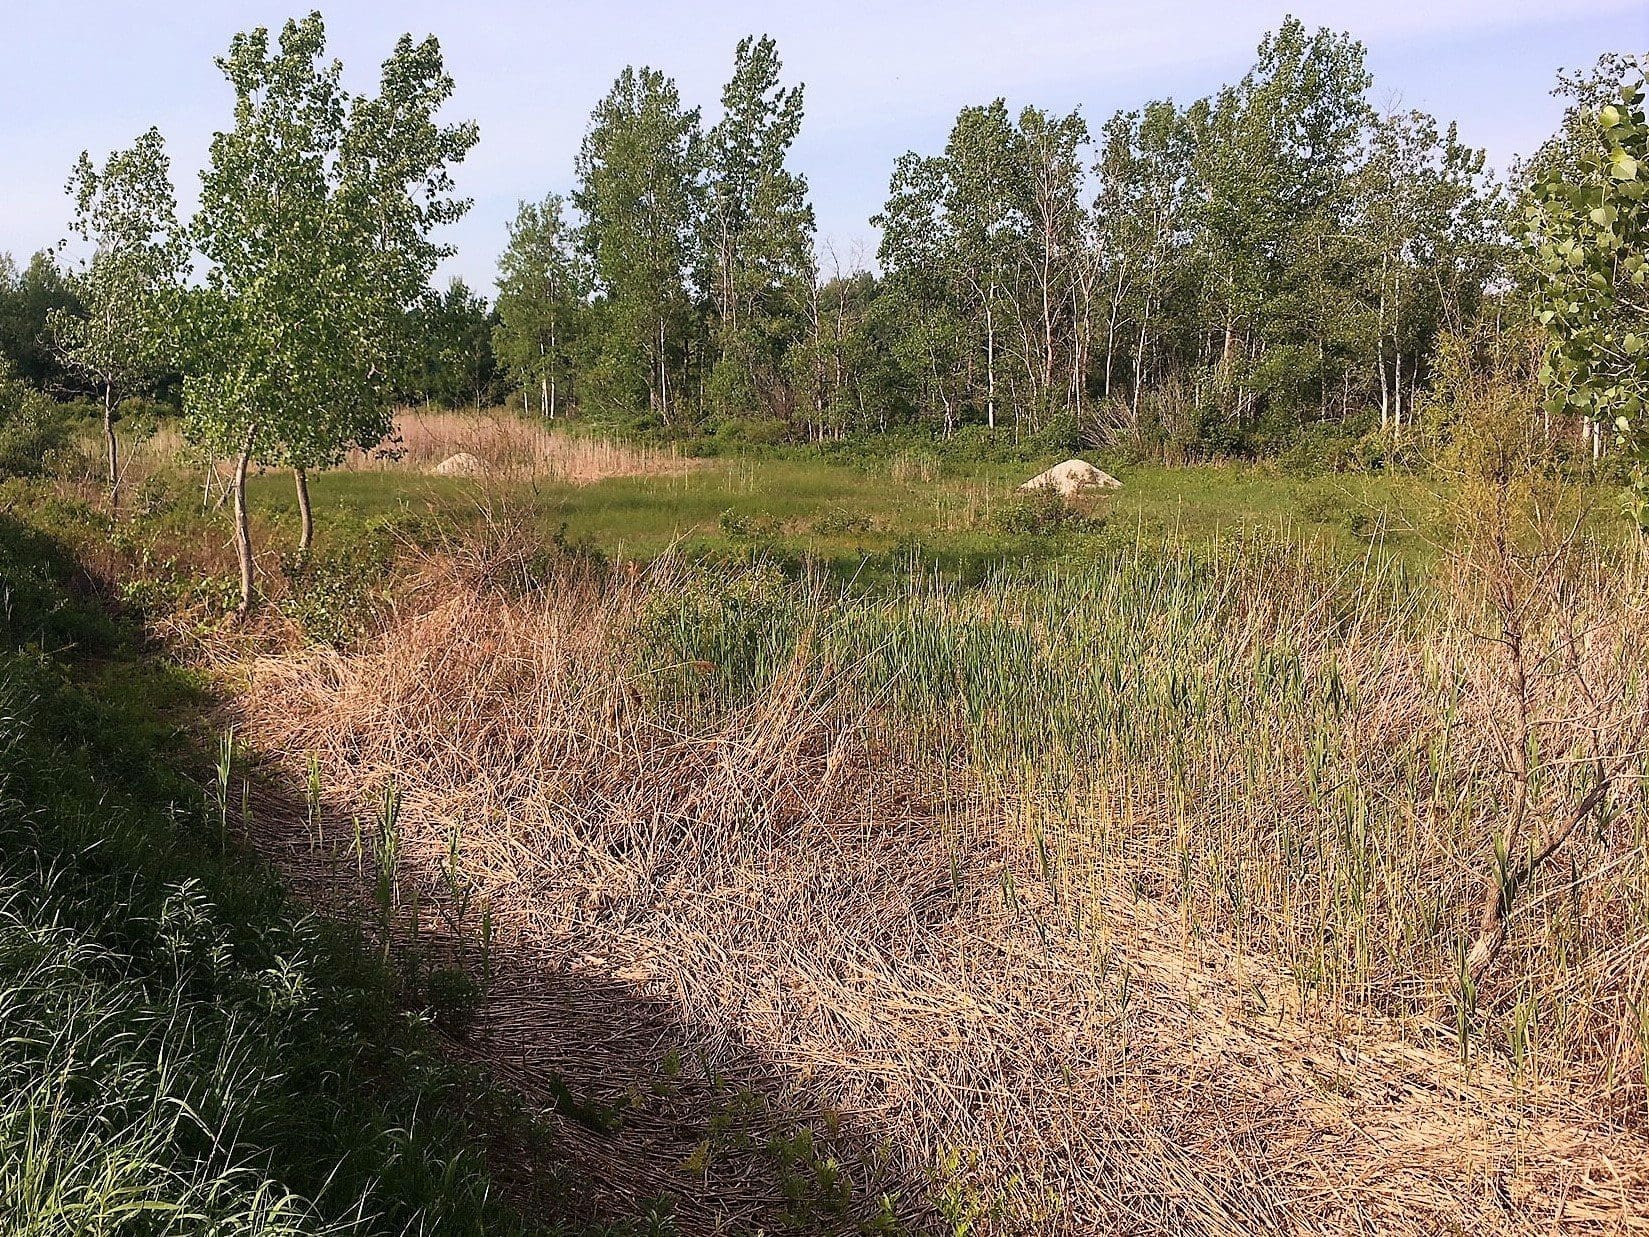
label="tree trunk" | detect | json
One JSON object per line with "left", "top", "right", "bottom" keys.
{"left": 1394, "top": 351, "right": 1404, "bottom": 435}
{"left": 657, "top": 317, "right": 670, "bottom": 424}
{"left": 1131, "top": 308, "right": 1148, "bottom": 428}
{"left": 104, "top": 382, "right": 120, "bottom": 514}
{"left": 233, "top": 428, "right": 258, "bottom": 616}
{"left": 985, "top": 292, "right": 997, "bottom": 431}
{"left": 1377, "top": 334, "right": 1389, "bottom": 434}
{"left": 294, "top": 466, "right": 313, "bottom": 553}
{"left": 1376, "top": 269, "right": 1390, "bottom": 434}
{"left": 1103, "top": 268, "right": 1124, "bottom": 400}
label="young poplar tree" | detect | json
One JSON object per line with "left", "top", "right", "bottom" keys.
{"left": 188, "top": 13, "right": 474, "bottom": 605}
{"left": 1092, "top": 100, "right": 1194, "bottom": 431}
{"left": 1187, "top": 19, "right": 1372, "bottom": 428}
{"left": 574, "top": 66, "right": 703, "bottom": 422}
{"left": 50, "top": 128, "right": 185, "bottom": 510}
{"left": 944, "top": 100, "right": 1021, "bottom": 430}
{"left": 1010, "top": 105, "right": 1090, "bottom": 430}
{"left": 873, "top": 153, "right": 967, "bottom": 433}
{"left": 1353, "top": 110, "right": 1498, "bottom": 436}
{"left": 704, "top": 35, "right": 814, "bottom": 421}
{"left": 1529, "top": 74, "right": 1649, "bottom": 527}
{"left": 494, "top": 194, "right": 586, "bottom": 417}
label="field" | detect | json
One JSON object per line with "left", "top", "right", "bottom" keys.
{"left": 7, "top": 408, "right": 1648, "bottom": 1234}
{"left": 216, "top": 408, "right": 1459, "bottom": 581}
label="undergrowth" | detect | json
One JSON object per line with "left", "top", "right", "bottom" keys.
{"left": 0, "top": 511, "right": 652, "bottom": 1235}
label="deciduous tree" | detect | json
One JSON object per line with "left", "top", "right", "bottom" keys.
{"left": 704, "top": 35, "right": 814, "bottom": 423}
{"left": 495, "top": 194, "right": 586, "bottom": 417}
{"left": 188, "top": 12, "right": 474, "bottom": 607}
{"left": 574, "top": 66, "right": 703, "bottom": 422}
{"left": 1529, "top": 74, "right": 1649, "bottom": 526}
{"left": 50, "top": 128, "right": 186, "bottom": 510}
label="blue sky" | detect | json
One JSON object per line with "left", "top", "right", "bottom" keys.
{"left": 2, "top": 1, "right": 1643, "bottom": 288}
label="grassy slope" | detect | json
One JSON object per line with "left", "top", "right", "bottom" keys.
{"left": 0, "top": 514, "right": 641, "bottom": 1235}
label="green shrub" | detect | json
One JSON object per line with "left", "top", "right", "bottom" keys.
{"left": 810, "top": 507, "right": 875, "bottom": 536}
{"left": 717, "top": 507, "right": 781, "bottom": 540}
{"left": 993, "top": 486, "right": 1102, "bottom": 536}
{"left": 279, "top": 545, "right": 392, "bottom": 647}
{"left": 0, "top": 363, "right": 72, "bottom": 478}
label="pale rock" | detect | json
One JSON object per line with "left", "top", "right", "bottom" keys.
{"left": 1018, "top": 458, "right": 1121, "bottom": 496}
{"left": 430, "top": 451, "right": 487, "bottom": 477}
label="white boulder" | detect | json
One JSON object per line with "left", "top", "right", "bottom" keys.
{"left": 1018, "top": 459, "right": 1121, "bottom": 496}
{"left": 430, "top": 451, "right": 488, "bottom": 477}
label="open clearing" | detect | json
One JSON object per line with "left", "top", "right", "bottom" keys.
{"left": 132, "top": 416, "right": 1642, "bottom": 1232}
{"left": 237, "top": 410, "right": 1461, "bottom": 578}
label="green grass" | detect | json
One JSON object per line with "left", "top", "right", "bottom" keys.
{"left": 246, "top": 450, "right": 1459, "bottom": 586}
{"left": 0, "top": 512, "right": 648, "bottom": 1235}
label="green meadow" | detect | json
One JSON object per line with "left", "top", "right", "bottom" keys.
{"left": 244, "top": 446, "right": 1461, "bottom": 583}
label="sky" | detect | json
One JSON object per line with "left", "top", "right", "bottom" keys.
{"left": 2, "top": 1, "right": 1644, "bottom": 289}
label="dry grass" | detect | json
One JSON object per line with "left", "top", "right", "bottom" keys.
{"left": 64, "top": 409, "right": 692, "bottom": 501}
{"left": 341, "top": 408, "right": 697, "bottom": 484}
{"left": 216, "top": 522, "right": 1649, "bottom": 1234}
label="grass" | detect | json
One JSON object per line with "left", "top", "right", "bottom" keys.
{"left": 20, "top": 408, "right": 1649, "bottom": 1232}
{"left": 0, "top": 512, "right": 654, "bottom": 1235}
{"left": 238, "top": 414, "right": 1462, "bottom": 586}
{"left": 224, "top": 517, "right": 1649, "bottom": 1233}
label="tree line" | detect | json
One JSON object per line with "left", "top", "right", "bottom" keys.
{"left": 485, "top": 20, "right": 1635, "bottom": 465}
{"left": 0, "top": 13, "right": 1643, "bottom": 612}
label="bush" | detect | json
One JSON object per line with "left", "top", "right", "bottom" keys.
{"left": 717, "top": 507, "right": 781, "bottom": 540}
{"left": 0, "top": 363, "right": 72, "bottom": 478}
{"left": 1277, "top": 417, "right": 1382, "bottom": 476}
{"left": 810, "top": 507, "right": 875, "bottom": 536}
{"left": 993, "top": 485, "right": 1103, "bottom": 536}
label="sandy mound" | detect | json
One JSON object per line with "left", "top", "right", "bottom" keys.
{"left": 429, "top": 451, "right": 487, "bottom": 477}
{"left": 1020, "top": 458, "right": 1122, "bottom": 495}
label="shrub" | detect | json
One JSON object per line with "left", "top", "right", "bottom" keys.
{"left": 810, "top": 507, "right": 874, "bottom": 536}
{"left": 0, "top": 363, "right": 71, "bottom": 478}
{"left": 993, "top": 485, "right": 1102, "bottom": 535}
{"left": 717, "top": 507, "right": 781, "bottom": 540}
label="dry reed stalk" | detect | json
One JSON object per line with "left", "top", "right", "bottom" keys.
{"left": 218, "top": 537, "right": 1649, "bottom": 1235}
{"left": 340, "top": 408, "right": 698, "bottom": 485}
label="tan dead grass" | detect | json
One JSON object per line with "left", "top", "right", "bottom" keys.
{"left": 342, "top": 408, "right": 697, "bottom": 484}
{"left": 219, "top": 534, "right": 1649, "bottom": 1235}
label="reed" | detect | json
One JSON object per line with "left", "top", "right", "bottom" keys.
{"left": 228, "top": 522, "right": 1649, "bottom": 1233}
{"left": 340, "top": 407, "right": 696, "bottom": 484}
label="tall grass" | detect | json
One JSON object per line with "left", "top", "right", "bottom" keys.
{"left": 0, "top": 514, "right": 631, "bottom": 1236}
{"left": 342, "top": 408, "right": 695, "bottom": 485}
{"left": 232, "top": 522, "right": 1649, "bottom": 1234}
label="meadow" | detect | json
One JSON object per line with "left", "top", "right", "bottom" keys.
{"left": 209, "top": 407, "right": 1457, "bottom": 581}
{"left": 3, "top": 408, "right": 1645, "bottom": 1233}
